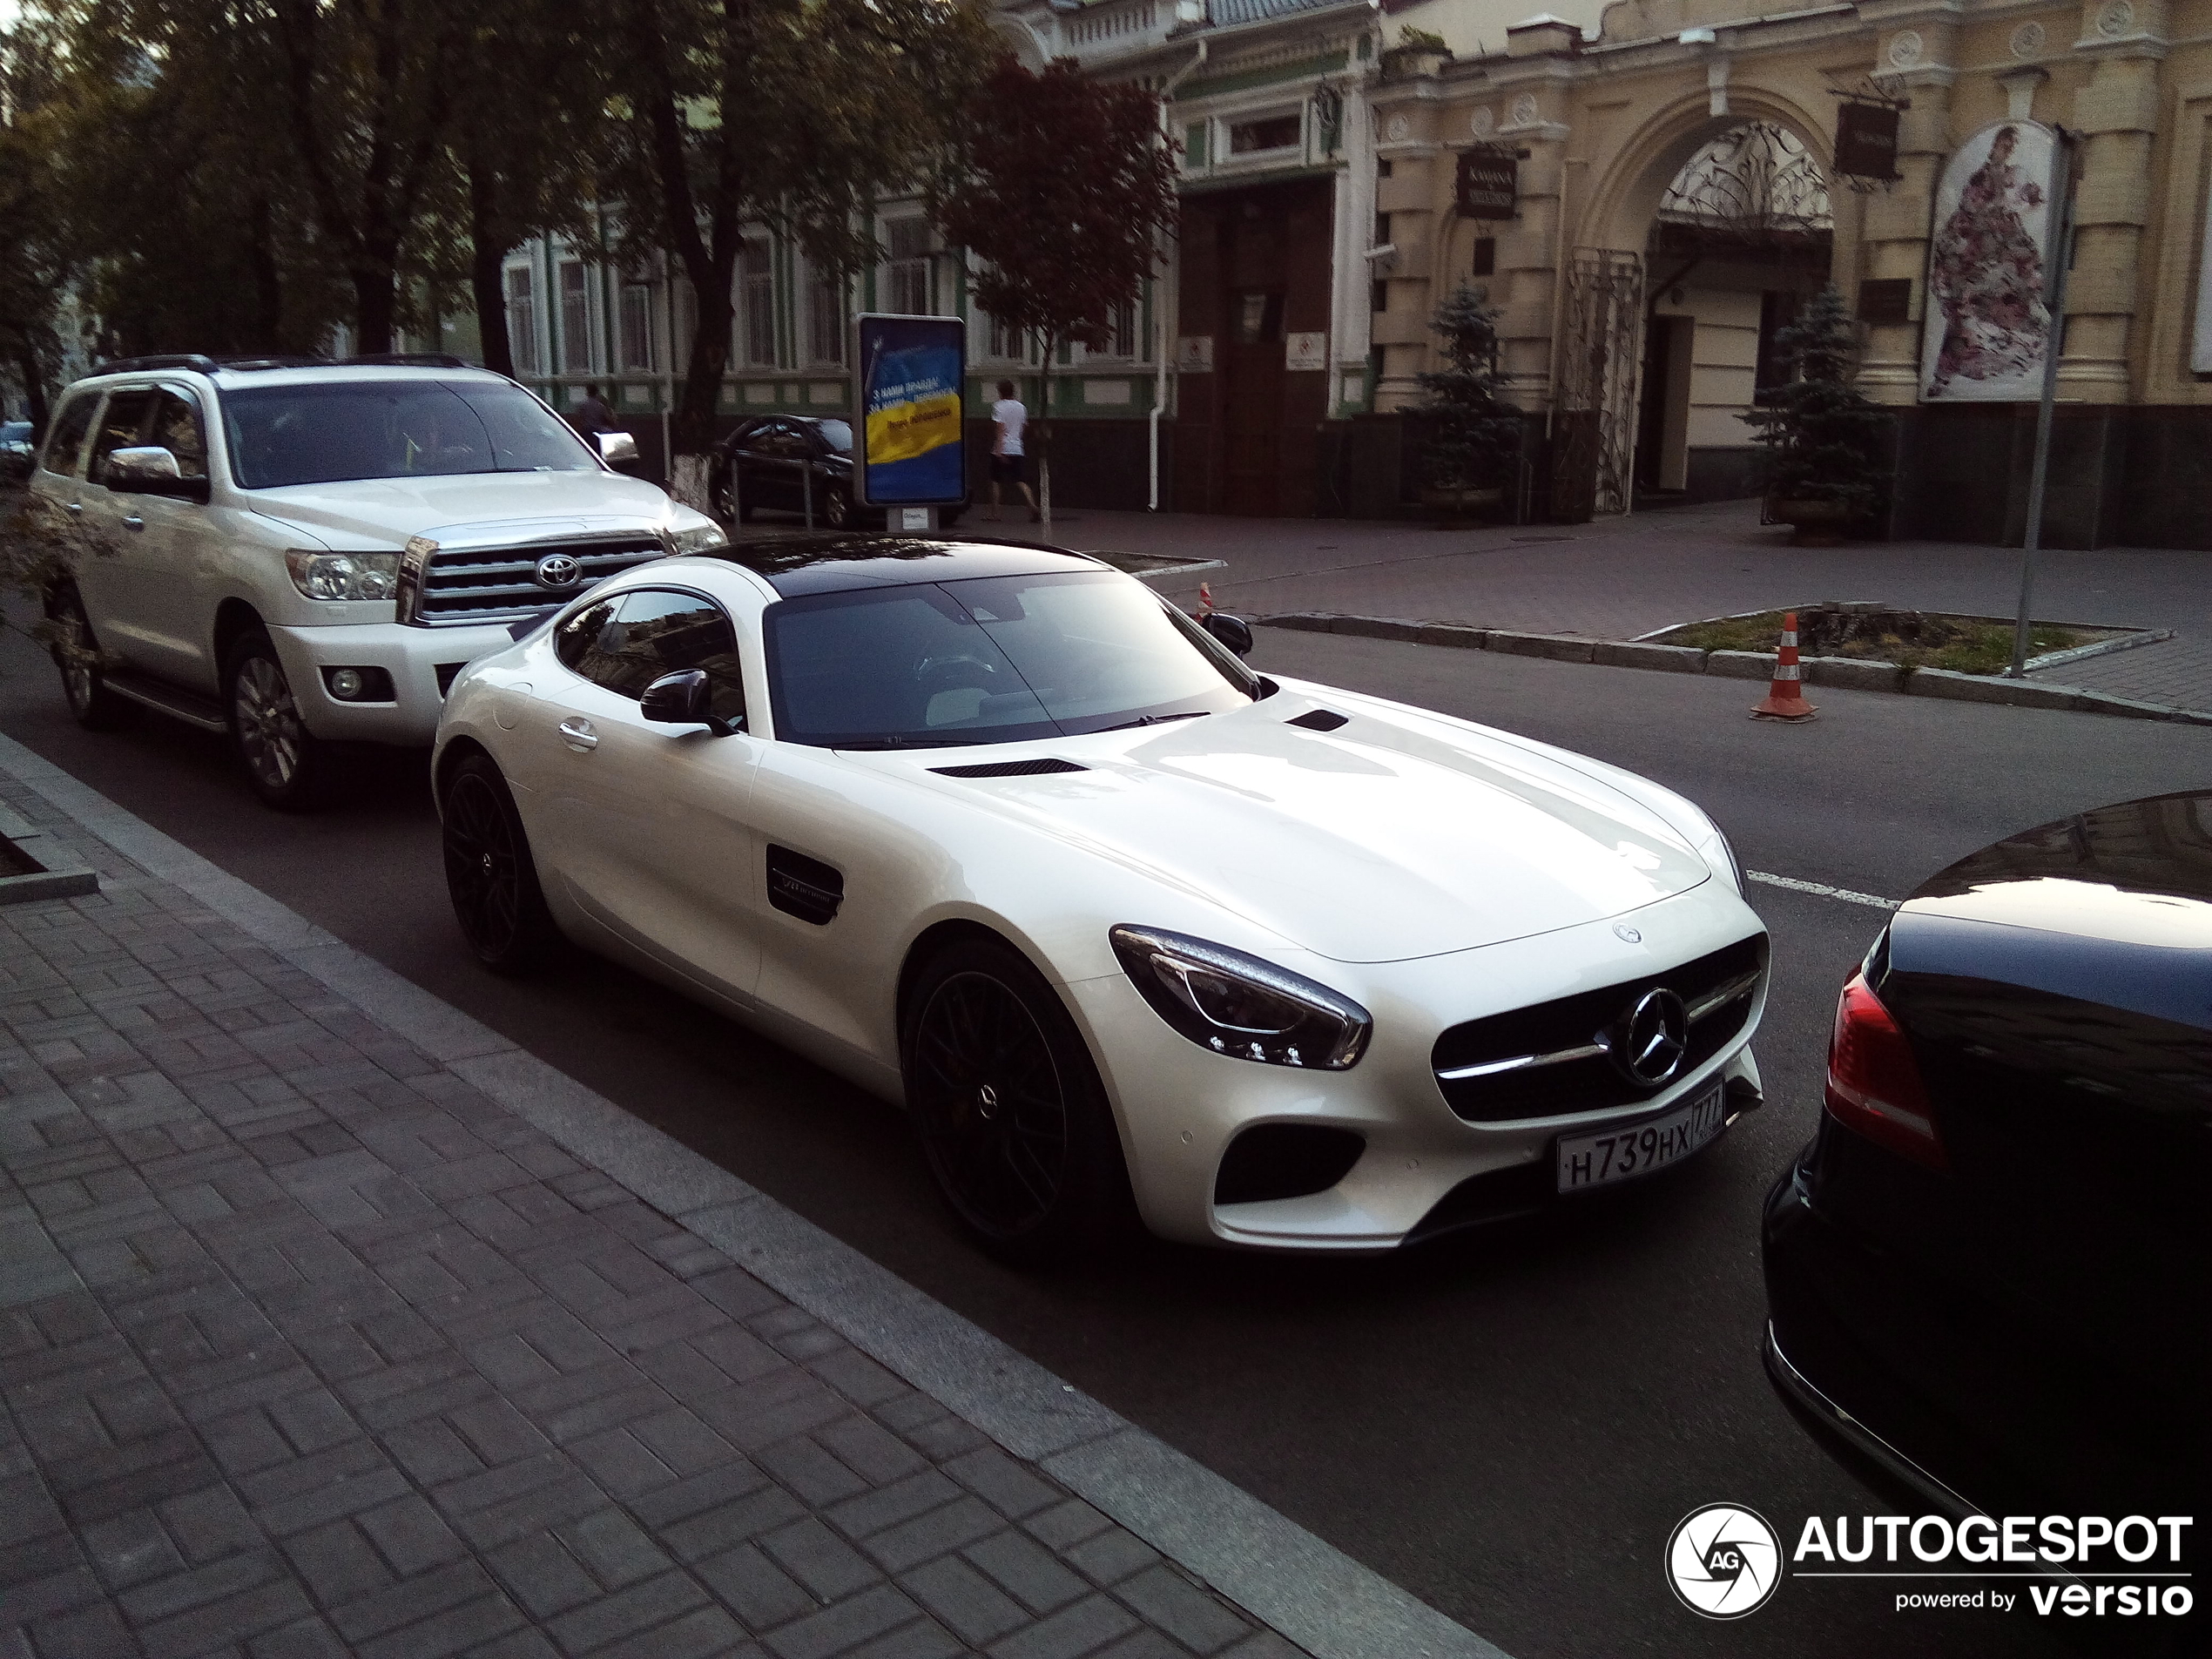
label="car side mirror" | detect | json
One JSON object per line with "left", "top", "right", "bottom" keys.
{"left": 641, "top": 669, "right": 740, "bottom": 737}
{"left": 1202, "top": 612, "right": 1254, "bottom": 658}
{"left": 105, "top": 445, "right": 210, "bottom": 502}
{"left": 597, "top": 430, "right": 641, "bottom": 467}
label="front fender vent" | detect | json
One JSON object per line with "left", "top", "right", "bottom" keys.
{"left": 766, "top": 845, "right": 843, "bottom": 925}
{"left": 930, "top": 759, "right": 1087, "bottom": 779}
{"left": 1214, "top": 1123, "right": 1366, "bottom": 1205}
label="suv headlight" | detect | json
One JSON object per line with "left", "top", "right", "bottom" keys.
{"left": 286, "top": 550, "right": 400, "bottom": 602}
{"left": 1109, "top": 925, "right": 1371, "bottom": 1069}
{"left": 668, "top": 521, "right": 729, "bottom": 555}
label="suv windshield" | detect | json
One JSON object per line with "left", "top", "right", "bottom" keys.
{"left": 221, "top": 380, "right": 597, "bottom": 489}
{"left": 764, "top": 570, "right": 1255, "bottom": 748}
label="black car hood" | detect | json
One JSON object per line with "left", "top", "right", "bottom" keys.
{"left": 1891, "top": 791, "right": 2212, "bottom": 1031}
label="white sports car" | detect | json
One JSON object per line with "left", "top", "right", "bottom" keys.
{"left": 434, "top": 536, "right": 1769, "bottom": 1258}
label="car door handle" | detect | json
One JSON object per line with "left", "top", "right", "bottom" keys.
{"left": 557, "top": 717, "right": 598, "bottom": 752}
{"left": 64, "top": 501, "right": 83, "bottom": 516}
{"left": 121, "top": 515, "right": 144, "bottom": 532}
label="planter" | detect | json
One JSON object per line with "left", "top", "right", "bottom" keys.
{"left": 1420, "top": 485, "right": 1504, "bottom": 512}
{"left": 1767, "top": 494, "right": 1856, "bottom": 547}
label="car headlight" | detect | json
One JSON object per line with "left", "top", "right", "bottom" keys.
{"left": 285, "top": 550, "right": 400, "bottom": 602}
{"left": 667, "top": 520, "right": 729, "bottom": 555}
{"left": 1701, "top": 824, "right": 1744, "bottom": 892}
{"left": 1109, "top": 925, "right": 1371, "bottom": 1069}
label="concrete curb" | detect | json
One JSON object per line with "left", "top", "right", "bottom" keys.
{"left": 0, "top": 731, "right": 1505, "bottom": 1659}
{"left": 1258, "top": 612, "right": 2212, "bottom": 725}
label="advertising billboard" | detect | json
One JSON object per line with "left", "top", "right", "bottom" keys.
{"left": 855, "top": 314, "right": 966, "bottom": 507}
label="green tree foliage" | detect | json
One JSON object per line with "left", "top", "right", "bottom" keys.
{"left": 1416, "top": 283, "right": 1523, "bottom": 492}
{"left": 598, "top": 0, "right": 997, "bottom": 458}
{"left": 0, "top": 14, "right": 73, "bottom": 426}
{"left": 929, "top": 57, "right": 1179, "bottom": 529}
{"left": 1740, "top": 284, "right": 1892, "bottom": 516}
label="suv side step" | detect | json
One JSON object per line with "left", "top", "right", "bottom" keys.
{"left": 105, "top": 673, "right": 228, "bottom": 734}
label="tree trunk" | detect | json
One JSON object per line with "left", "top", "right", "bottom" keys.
{"left": 246, "top": 196, "right": 284, "bottom": 352}
{"left": 15, "top": 347, "right": 48, "bottom": 434}
{"left": 466, "top": 145, "right": 513, "bottom": 375}
{"left": 674, "top": 272, "right": 734, "bottom": 455}
{"left": 352, "top": 267, "right": 397, "bottom": 356}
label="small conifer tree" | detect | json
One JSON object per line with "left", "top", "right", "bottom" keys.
{"left": 1417, "top": 284, "right": 1524, "bottom": 493}
{"left": 1740, "top": 284, "right": 1892, "bottom": 518}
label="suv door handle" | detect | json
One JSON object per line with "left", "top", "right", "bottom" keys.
{"left": 557, "top": 717, "right": 598, "bottom": 752}
{"left": 121, "top": 515, "right": 145, "bottom": 532}
{"left": 64, "top": 501, "right": 83, "bottom": 516}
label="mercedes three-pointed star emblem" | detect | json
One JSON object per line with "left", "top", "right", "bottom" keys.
{"left": 1603, "top": 987, "right": 1689, "bottom": 1087}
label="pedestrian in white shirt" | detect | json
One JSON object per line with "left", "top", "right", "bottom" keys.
{"left": 988, "top": 380, "right": 1039, "bottom": 523}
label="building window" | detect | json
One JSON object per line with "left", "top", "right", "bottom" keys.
{"left": 1229, "top": 112, "right": 1300, "bottom": 155}
{"left": 1372, "top": 280, "right": 1388, "bottom": 314}
{"left": 806, "top": 266, "right": 846, "bottom": 364}
{"left": 1472, "top": 238, "right": 1496, "bottom": 278}
{"left": 559, "top": 260, "right": 591, "bottom": 374}
{"left": 1377, "top": 158, "right": 1393, "bottom": 179}
{"left": 885, "top": 219, "right": 932, "bottom": 315}
{"left": 505, "top": 266, "right": 537, "bottom": 375}
{"left": 1373, "top": 212, "right": 1390, "bottom": 247}
{"left": 1106, "top": 299, "right": 1136, "bottom": 359}
{"left": 742, "top": 241, "right": 776, "bottom": 367}
{"left": 617, "top": 277, "right": 655, "bottom": 374}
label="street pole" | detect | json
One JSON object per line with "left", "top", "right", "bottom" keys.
{"left": 2007, "top": 127, "right": 2078, "bottom": 678}
{"left": 660, "top": 254, "right": 675, "bottom": 494}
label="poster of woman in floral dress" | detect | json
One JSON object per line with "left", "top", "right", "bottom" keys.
{"left": 1920, "top": 122, "right": 2058, "bottom": 400}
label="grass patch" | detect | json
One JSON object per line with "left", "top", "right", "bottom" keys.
{"left": 1660, "top": 609, "right": 2085, "bottom": 676}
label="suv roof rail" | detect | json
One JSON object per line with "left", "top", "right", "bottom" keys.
{"left": 339, "top": 353, "right": 474, "bottom": 368}
{"left": 217, "top": 355, "right": 332, "bottom": 371}
{"left": 94, "top": 353, "right": 221, "bottom": 375}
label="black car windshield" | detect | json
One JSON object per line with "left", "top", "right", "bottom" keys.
{"left": 765, "top": 570, "right": 1255, "bottom": 748}
{"left": 221, "top": 381, "right": 597, "bottom": 489}
{"left": 813, "top": 421, "right": 853, "bottom": 453}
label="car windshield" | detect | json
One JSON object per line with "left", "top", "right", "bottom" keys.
{"left": 765, "top": 570, "right": 1255, "bottom": 748}
{"left": 0, "top": 423, "right": 30, "bottom": 443}
{"left": 813, "top": 421, "right": 853, "bottom": 454}
{"left": 221, "top": 380, "right": 597, "bottom": 489}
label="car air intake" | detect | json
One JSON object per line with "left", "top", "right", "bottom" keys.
{"left": 1431, "top": 935, "right": 1766, "bottom": 1123}
{"left": 1214, "top": 1123, "right": 1366, "bottom": 1205}
{"left": 930, "top": 759, "right": 1088, "bottom": 778}
{"left": 1287, "top": 709, "right": 1349, "bottom": 732}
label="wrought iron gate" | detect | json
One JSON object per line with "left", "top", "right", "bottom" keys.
{"left": 1551, "top": 249, "right": 1644, "bottom": 523}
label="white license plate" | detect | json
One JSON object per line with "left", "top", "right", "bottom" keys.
{"left": 1555, "top": 1085, "right": 1727, "bottom": 1194}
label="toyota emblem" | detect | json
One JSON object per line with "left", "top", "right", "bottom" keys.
{"left": 534, "top": 553, "right": 583, "bottom": 589}
{"left": 1604, "top": 988, "right": 1689, "bottom": 1087}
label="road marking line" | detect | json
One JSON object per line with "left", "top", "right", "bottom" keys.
{"left": 1747, "top": 870, "right": 1899, "bottom": 910}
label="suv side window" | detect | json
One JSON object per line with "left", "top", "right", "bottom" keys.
{"left": 38, "top": 394, "right": 98, "bottom": 478}
{"left": 559, "top": 589, "right": 746, "bottom": 724}
{"left": 149, "top": 389, "right": 210, "bottom": 481}
{"left": 89, "top": 389, "right": 158, "bottom": 485}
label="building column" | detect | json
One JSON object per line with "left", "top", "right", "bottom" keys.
{"left": 2063, "top": 0, "right": 2165, "bottom": 399}
{"left": 1855, "top": 16, "right": 1959, "bottom": 404}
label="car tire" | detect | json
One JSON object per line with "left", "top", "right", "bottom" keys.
{"left": 713, "top": 468, "right": 753, "bottom": 524}
{"left": 902, "top": 937, "right": 1136, "bottom": 1264}
{"left": 224, "top": 627, "right": 328, "bottom": 810}
{"left": 46, "top": 584, "right": 130, "bottom": 731}
{"left": 441, "top": 751, "right": 562, "bottom": 974}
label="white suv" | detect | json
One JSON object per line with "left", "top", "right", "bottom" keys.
{"left": 28, "top": 354, "right": 725, "bottom": 807}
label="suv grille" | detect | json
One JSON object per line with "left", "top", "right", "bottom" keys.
{"left": 1431, "top": 935, "right": 1766, "bottom": 1123}
{"left": 408, "top": 536, "right": 665, "bottom": 627}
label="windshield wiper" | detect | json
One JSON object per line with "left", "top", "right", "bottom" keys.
{"left": 1098, "top": 710, "right": 1211, "bottom": 733}
{"left": 832, "top": 735, "right": 990, "bottom": 751}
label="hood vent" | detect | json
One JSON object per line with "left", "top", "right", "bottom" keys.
{"left": 931, "top": 758, "right": 1088, "bottom": 778}
{"left": 1287, "top": 709, "right": 1349, "bottom": 732}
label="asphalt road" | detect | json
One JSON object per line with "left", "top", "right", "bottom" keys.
{"left": 6, "top": 610, "right": 2208, "bottom": 1659}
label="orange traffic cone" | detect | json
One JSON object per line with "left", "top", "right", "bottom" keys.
{"left": 1197, "top": 582, "right": 1215, "bottom": 617}
{"left": 1750, "top": 611, "right": 1819, "bottom": 721}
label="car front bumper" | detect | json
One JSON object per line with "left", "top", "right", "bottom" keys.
{"left": 269, "top": 621, "right": 523, "bottom": 745}
{"left": 1064, "top": 888, "right": 1769, "bottom": 1251}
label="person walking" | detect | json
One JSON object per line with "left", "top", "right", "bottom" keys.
{"left": 988, "top": 380, "right": 1039, "bottom": 523}
{"left": 575, "top": 383, "right": 617, "bottom": 440}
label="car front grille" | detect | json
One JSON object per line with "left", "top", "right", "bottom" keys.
{"left": 407, "top": 536, "right": 666, "bottom": 627}
{"left": 1431, "top": 934, "right": 1766, "bottom": 1123}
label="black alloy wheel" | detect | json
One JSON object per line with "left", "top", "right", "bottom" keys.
{"left": 46, "top": 584, "right": 128, "bottom": 730}
{"left": 903, "top": 939, "right": 1132, "bottom": 1262}
{"left": 822, "top": 482, "right": 853, "bottom": 530}
{"left": 225, "top": 627, "right": 327, "bottom": 810}
{"left": 712, "top": 465, "right": 752, "bottom": 524}
{"left": 441, "top": 752, "right": 560, "bottom": 973}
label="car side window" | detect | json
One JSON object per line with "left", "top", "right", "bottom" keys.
{"left": 752, "top": 423, "right": 800, "bottom": 459}
{"left": 88, "top": 389, "right": 158, "bottom": 485}
{"left": 559, "top": 590, "right": 747, "bottom": 725}
{"left": 38, "top": 395, "right": 98, "bottom": 479}
{"left": 149, "top": 389, "right": 209, "bottom": 481}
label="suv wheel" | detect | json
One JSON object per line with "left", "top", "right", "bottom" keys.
{"left": 46, "top": 585, "right": 129, "bottom": 731}
{"left": 226, "top": 628, "right": 327, "bottom": 810}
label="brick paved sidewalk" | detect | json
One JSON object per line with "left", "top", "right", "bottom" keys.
{"left": 0, "top": 795, "right": 1300, "bottom": 1659}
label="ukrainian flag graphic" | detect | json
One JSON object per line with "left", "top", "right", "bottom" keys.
{"left": 862, "top": 334, "right": 965, "bottom": 502}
